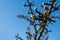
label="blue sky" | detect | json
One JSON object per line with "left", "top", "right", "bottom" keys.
{"left": 0, "top": 0, "right": 60, "bottom": 40}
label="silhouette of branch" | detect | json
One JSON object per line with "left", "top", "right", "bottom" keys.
{"left": 15, "top": 34, "right": 23, "bottom": 40}
{"left": 17, "top": 0, "right": 60, "bottom": 40}
{"left": 38, "top": 21, "right": 46, "bottom": 40}
{"left": 51, "top": 16, "right": 60, "bottom": 19}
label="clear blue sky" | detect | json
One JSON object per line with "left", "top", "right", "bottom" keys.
{"left": 0, "top": 0, "right": 60, "bottom": 40}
